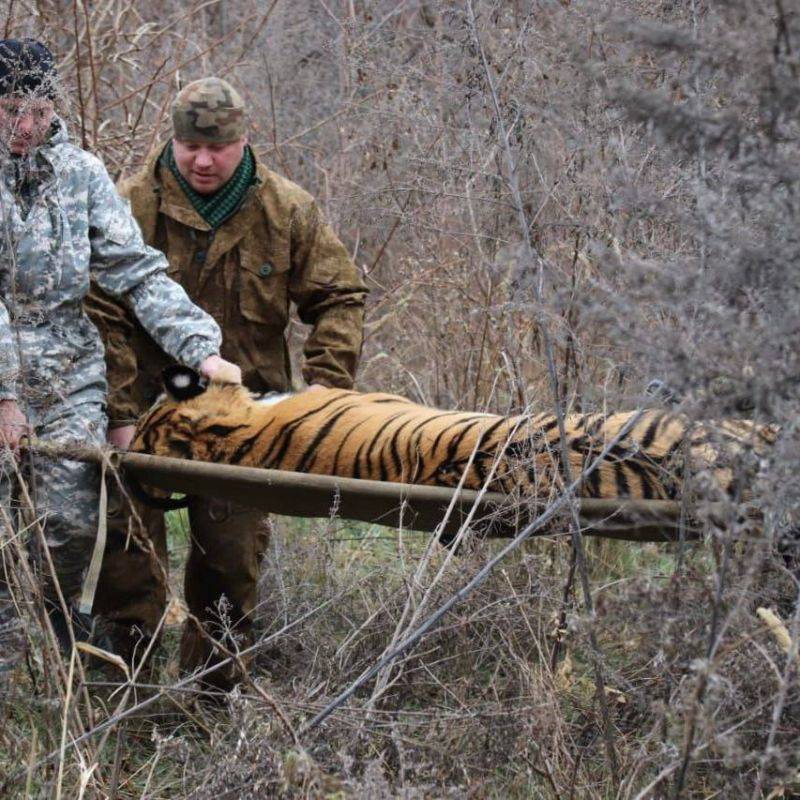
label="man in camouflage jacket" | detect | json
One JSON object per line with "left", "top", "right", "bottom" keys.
{"left": 87, "top": 77, "right": 367, "bottom": 686}
{"left": 0, "top": 41, "right": 239, "bottom": 655}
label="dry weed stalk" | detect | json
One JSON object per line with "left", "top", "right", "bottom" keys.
{"left": 0, "top": 0, "right": 798, "bottom": 797}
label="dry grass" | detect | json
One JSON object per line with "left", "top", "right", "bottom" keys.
{"left": 1, "top": 512, "right": 797, "bottom": 798}
{"left": 2, "top": 0, "right": 800, "bottom": 796}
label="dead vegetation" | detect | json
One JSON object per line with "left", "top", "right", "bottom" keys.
{"left": 1, "top": 0, "right": 799, "bottom": 797}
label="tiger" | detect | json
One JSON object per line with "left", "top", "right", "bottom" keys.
{"left": 130, "top": 365, "right": 777, "bottom": 512}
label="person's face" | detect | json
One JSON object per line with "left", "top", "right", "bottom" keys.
{"left": 171, "top": 137, "right": 246, "bottom": 194}
{"left": 0, "top": 95, "right": 55, "bottom": 156}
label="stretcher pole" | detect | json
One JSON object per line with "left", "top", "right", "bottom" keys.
{"left": 29, "top": 441, "right": 703, "bottom": 543}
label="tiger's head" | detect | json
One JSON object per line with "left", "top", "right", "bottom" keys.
{"left": 130, "top": 365, "right": 259, "bottom": 461}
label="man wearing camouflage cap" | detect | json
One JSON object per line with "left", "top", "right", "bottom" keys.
{"left": 87, "top": 76, "right": 367, "bottom": 688}
{"left": 0, "top": 42, "right": 240, "bottom": 657}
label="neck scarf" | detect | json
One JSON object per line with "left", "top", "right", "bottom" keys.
{"left": 164, "top": 141, "right": 255, "bottom": 229}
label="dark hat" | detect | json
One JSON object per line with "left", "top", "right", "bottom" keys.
{"left": 0, "top": 39, "right": 56, "bottom": 98}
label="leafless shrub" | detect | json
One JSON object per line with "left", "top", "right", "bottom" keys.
{"left": 1, "top": 0, "right": 798, "bottom": 797}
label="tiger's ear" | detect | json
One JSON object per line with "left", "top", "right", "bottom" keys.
{"left": 162, "top": 365, "right": 208, "bottom": 401}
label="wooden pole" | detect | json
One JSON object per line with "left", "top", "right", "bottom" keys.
{"left": 29, "top": 440, "right": 702, "bottom": 543}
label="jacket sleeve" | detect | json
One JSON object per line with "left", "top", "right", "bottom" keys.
{"left": 84, "top": 154, "right": 222, "bottom": 369}
{"left": 0, "top": 299, "right": 20, "bottom": 401}
{"left": 83, "top": 283, "right": 141, "bottom": 426}
{"left": 288, "top": 201, "right": 368, "bottom": 389}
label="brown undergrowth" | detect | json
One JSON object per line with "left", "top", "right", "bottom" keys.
{"left": 5, "top": 512, "right": 797, "bottom": 798}
{"left": 2, "top": 0, "right": 800, "bottom": 796}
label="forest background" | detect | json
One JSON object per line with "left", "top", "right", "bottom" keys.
{"left": 1, "top": 1, "right": 799, "bottom": 798}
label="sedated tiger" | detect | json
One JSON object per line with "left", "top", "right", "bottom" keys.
{"left": 130, "top": 366, "right": 777, "bottom": 509}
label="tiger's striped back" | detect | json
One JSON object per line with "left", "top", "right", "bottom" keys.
{"left": 131, "top": 376, "right": 777, "bottom": 503}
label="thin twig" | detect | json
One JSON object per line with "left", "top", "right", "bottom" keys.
{"left": 302, "top": 407, "right": 646, "bottom": 735}
{"left": 464, "top": 0, "right": 620, "bottom": 782}
{"left": 2, "top": 593, "right": 340, "bottom": 792}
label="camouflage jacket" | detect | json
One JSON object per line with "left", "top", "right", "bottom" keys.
{"left": 86, "top": 145, "right": 367, "bottom": 425}
{"left": 0, "top": 121, "right": 222, "bottom": 408}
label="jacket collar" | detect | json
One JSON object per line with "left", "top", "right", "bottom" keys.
{"left": 144, "top": 142, "right": 266, "bottom": 231}
{"left": 142, "top": 141, "right": 267, "bottom": 261}
{"left": 160, "top": 163, "right": 212, "bottom": 232}
{"left": 144, "top": 143, "right": 210, "bottom": 231}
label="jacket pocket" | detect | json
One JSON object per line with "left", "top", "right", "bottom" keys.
{"left": 238, "top": 246, "right": 290, "bottom": 327}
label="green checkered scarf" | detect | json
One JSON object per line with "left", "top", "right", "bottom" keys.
{"left": 163, "top": 141, "right": 255, "bottom": 229}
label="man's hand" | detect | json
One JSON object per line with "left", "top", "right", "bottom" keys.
{"left": 306, "top": 384, "right": 327, "bottom": 393}
{"left": 199, "top": 355, "right": 242, "bottom": 384}
{"left": 0, "top": 400, "right": 28, "bottom": 451}
{"left": 107, "top": 424, "right": 136, "bottom": 450}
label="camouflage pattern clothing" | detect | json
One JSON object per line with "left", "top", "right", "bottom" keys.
{"left": 88, "top": 144, "right": 367, "bottom": 423}
{"left": 171, "top": 77, "right": 246, "bottom": 143}
{"left": 0, "top": 589, "right": 25, "bottom": 699}
{"left": 0, "top": 119, "right": 222, "bottom": 603}
{"left": 0, "top": 399, "right": 104, "bottom": 601}
{"left": 86, "top": 141, "right": 366, "bottom": 684}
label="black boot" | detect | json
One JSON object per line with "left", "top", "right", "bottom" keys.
{"left": 46, "top": 601, "right": 93, "bottom": 653}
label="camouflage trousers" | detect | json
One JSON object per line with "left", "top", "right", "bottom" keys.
{"left": 94, "top": 494, "right": 269, "bottom": 689}
{"left": 0, "top": 398, "right": 106, "bottom": 607}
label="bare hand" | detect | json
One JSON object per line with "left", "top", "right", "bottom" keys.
{"left": 107, "top": 424, "right": 136, "bottom": 450}
{"left": 0, "top": 400, "right": 28, "bottom": 451}
{"left": 199, "top": 355, "right": 242, "bottom": 385}
{"left": 306, "top": 383, "right": 327, "bottom": 393}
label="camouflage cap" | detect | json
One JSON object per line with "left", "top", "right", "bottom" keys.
{"left": 171, "top": 77, "right": 246, "bottom": 143}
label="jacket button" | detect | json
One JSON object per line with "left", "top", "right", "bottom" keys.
{"left": 259, "top": 263, "right": 273, "bottom": 277}
{"left": 195, "top": 250, "right": 206, "bottom": 264}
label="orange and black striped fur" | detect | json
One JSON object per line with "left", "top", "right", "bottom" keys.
{"left": 131, "top": 367, "right": 776, "bottom": 504}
